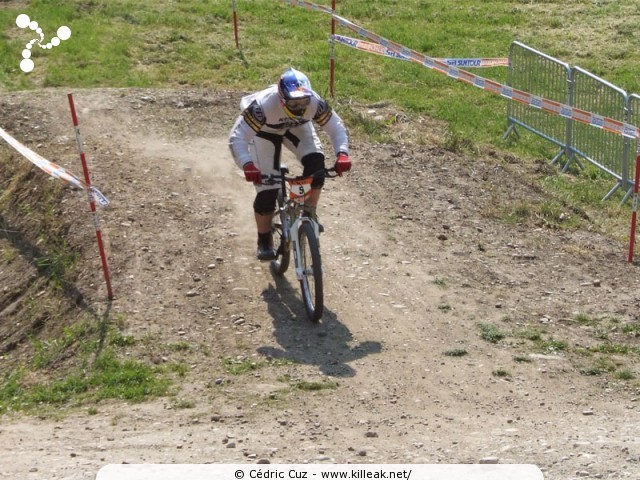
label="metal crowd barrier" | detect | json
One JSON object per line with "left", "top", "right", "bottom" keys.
{"left": 570, "top": 67, "right": 629, "bottom": 200}
{"left": 505, "top": 41, "right": 638, "bottom": 202}
{"left": 503, "top": 42, "right": 570, "bottom": 166}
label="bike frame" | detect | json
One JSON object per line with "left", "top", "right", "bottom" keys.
{"left": 264, "top": 166, "right": 334, "bottom": 279}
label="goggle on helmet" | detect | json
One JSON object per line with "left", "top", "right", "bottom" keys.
{"left": 278, "top": 68, "right": 312, "bottom": 118}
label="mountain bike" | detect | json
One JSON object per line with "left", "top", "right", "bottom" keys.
{"left": 262, "top": 167, "right": 338, "bottom": 322}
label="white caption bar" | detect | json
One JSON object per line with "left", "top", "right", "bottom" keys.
{"left": 97, "top": 464, "right": 543, "bottom": 480}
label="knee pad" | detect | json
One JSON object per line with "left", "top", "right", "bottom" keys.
{"left": 253, "top": 189, "right": 279, "bottom": 215}
{"left": 301, "top": 152, "right": 326, "bottom": 188}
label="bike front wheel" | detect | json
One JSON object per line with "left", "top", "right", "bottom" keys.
{"left": 270, "top": 191, "right": 290, "bottom": 275}
{"left": 298, "top": 221, "right": 323, "bottom": 322}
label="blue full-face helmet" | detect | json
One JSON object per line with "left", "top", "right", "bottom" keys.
{"left": 278, "top": 68, "right": 312, "bottom": 118}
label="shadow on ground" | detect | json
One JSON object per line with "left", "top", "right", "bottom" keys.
{"left": 257, "top": 275, "right": 382, "bottom": 377}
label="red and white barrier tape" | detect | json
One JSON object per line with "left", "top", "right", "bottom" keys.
{"left": 0, "top": 125, "right": 109, "bottom": 207}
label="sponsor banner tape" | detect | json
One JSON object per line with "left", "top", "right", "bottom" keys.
{"left": 333, "top": 35, "right": 509, "bottom": 67}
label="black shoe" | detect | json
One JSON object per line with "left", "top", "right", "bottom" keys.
{"left": 257, "top": 246, "right": 276, "bottom": 261}
{"left": 257, "top": 234, "right": 276, "bottom": 261}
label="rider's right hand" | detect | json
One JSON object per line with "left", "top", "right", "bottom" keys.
{"left": 243, "top": 162, "right": 262, "bottom": 184}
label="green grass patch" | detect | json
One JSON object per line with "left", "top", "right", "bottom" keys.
{"left": 500, "top": 198, "right": 584, "bottom": 230}
{"left": 614, "top": 369, "right": 635, "bottom": 381}
{"left": 492, "top": 367, "right": 511, "bottom": 378}
{"left": 1, "top": 245, "right": 18, "bottom": 263}
{"left": 339, "top": 106, "right": 393, "bottom": 143}
{"left": 32, "top": 321, "right": 98, "bottom": 369}
{"left": 438, "top": 303, "right": 452, "bottom": 313}
{"left": 223, "top": 356, "right": 295, "bottom": 375}
{"left": 167, "top": 362, "right": 190, "bottom": 378}
{"left": 514, "top": 326, "right": 545, "bottom": 342}
{"left": 290, "top": 380, "right": 338, "bottom": 392}
{"left": 575, "top": 312, "right": 599, "bottom": 326}
{"left": 533, "top": 338, "right": 568, "bottom": 354}
{"left": 588, "top": 343, "right": 640, "bottom": 355}
{"left": 277, "top": 374, "right": 338, "bottom": 393}
{"left": 170, "top": 398, "right": 196, "bottom": 409}
{"left": 433, "top": 278, "right": 448, "bottom": 288}
{"left": 223, "top": 356, "right": 264, "bottom": 375}
{"left": 0, "top": 351, "right": 171, "bottom": 414}
{"left": 623, "top": 322, "right": 640, "bottom": 336}
{"left": 0, "top": 315, "right": 176, "bottom": 415}
{"left": 580, "top": 356, "right": 619, "bottom": 376}
{"left": 167, "top": 341, "right": 192, "bottom": 352}
{"left": 477, "top": 322, "right": 507, "bottom": 343}
{"left": 513, "top": 355, "right": 532, "bottom": 363}
{"left": 89, "top": 352, "right": 170, "bottom": 401}
{"left": 443, "top": 348, "right": 468, "bottom": 357}
{"left": 108, "top": 331, "right": 137, "bottom": 348}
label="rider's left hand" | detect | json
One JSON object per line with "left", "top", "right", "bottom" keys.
{"left": 335, "top": 152, "right": 351, "bottom": 176}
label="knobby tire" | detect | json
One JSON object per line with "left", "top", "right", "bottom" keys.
{"left": 270, "top": 191, "right": 290, "bottom": 275}
{"left": 298, "top": 221, "right": 323, "bottom": 322}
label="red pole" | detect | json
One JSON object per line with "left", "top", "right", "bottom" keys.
{"left": 232, "top": 0, "right": 239, "bottom": 49}
{"left": 67, "top": 93, "right": 114, "bottom": 300}
{"left": 329, "top": 0, "right": 336, "bottom": 98}
{"left": 628, "top": 151, "right": 640, "bottom": 263}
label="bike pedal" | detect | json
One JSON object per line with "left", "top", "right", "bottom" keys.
{"left": 256, "top": 248, "right": 277, "bottom": 261}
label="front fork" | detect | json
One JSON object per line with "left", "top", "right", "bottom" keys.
{"left": 290, "top": 217, "right": 320, "bottom": 281}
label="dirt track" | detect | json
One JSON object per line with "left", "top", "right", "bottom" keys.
{"left": 1, "top": 88, "right": 639, "bottom": 480}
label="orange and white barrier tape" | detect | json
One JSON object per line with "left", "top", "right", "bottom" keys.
{"left": 334, "top": 35, "right": 509, "bottom": 68}
{"left": 0, "top": 125, "right": 109, "bottom": 207}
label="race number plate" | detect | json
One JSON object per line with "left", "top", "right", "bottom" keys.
{"left": 289, "top": 177, "right": 313, "bottom": 204}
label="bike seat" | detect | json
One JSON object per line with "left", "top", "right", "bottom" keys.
{"left": 280, "top": 164, "right": 290, "bottom": 175}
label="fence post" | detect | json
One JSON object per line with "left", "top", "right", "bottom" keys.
{"left": 329, "top": 0, "right": 336, "bottom": 98}
{"left": 629, "top": 152, "right": 640, "bottom": 262}
{"left": 67, "top": 93, "right": 114, "bottom": 300}
{"left": 232, "top": 0, "right": 239, "bottom": 49}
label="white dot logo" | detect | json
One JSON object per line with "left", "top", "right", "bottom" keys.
{"left": 16, "top": 14, "right": 30, "bottom": 29}
{"left": 57, "top": 26, "right": 72, "bottom": 41}
{"left": 15, "top": 13, "right": 71, "bottom": 73}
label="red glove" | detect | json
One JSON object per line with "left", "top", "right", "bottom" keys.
{"left": 243, "top": 162, "right": 262, "bottom": 184}
{"left": 335, "top": 152, "right": 351, "bottom": 176}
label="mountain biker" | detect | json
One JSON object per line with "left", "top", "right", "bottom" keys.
{"left": 228, "top": 67, "right": 351, "bottom": 261}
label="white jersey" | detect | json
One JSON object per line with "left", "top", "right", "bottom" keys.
{"left": 228, "top": 85, "right": 349, "bottom": 168}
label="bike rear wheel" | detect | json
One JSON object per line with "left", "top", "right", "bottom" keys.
{"left": 270, "top": 191, "right": 290, "bottom": 275}
{"left": 298, "top": 221, "right": 323, "bottom": 322}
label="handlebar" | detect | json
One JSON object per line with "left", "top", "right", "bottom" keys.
{"left": 261, "top": 167, "right": 339, "bottom": 186}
